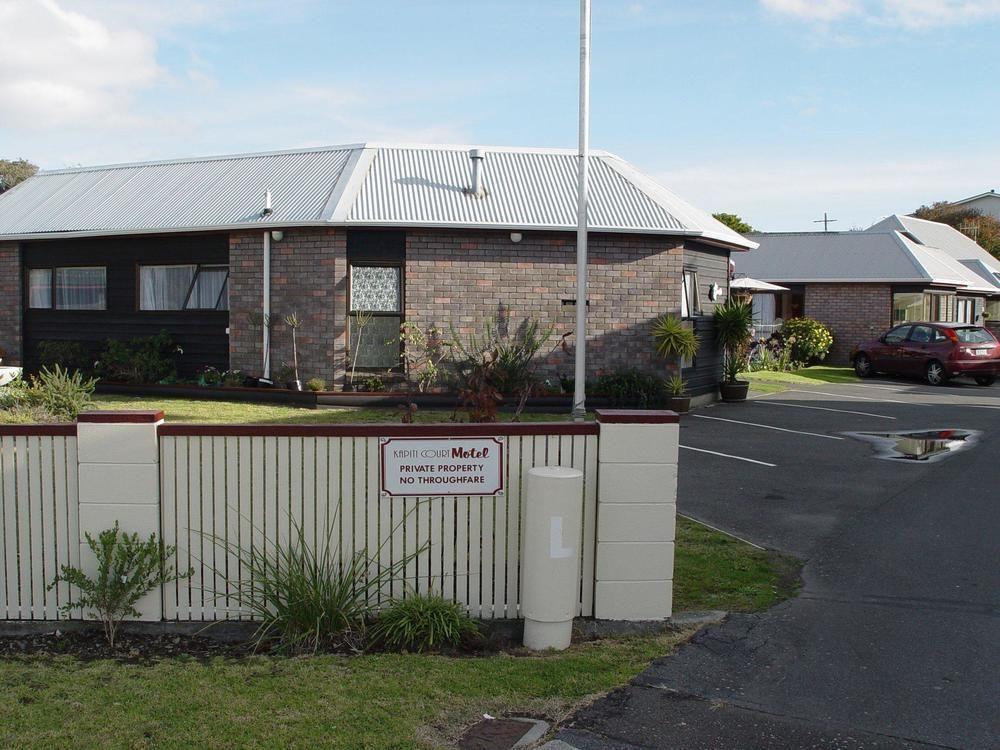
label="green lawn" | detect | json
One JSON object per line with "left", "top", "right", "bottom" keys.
{"left": 0, "top": 516, "right": 799, "bottom": 748}
{"left": 93, "top": 394, "right": 578, "bottom": 424}
{"left": 741, "top": 365, "right": 856, "bottom": 394}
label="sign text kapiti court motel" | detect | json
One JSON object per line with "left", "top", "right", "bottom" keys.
{"left": 380, "top": 437, "right": 504, "bottom": 497}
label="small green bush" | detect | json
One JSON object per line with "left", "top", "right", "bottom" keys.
{"left": 776, "top": 318, "right": 834, "bottom": 364}
{"left": 37, "top": 340, "right": 91, "bottom": 373}
{"left": 220, "top": 519, "right": 423, "bottom": 654}
{"left": 0, "top": 366, "right": 96, "bottom": 421}
{"left": 222, "top": 369, "right": 244, "bottom": 387}
{"left": 592, "top": 369, "right": 667, "bottom": 408}
{"left": 652, "top": 315, "right": 699, "bottom": 361}
{"left": 372, "top": 593, "right": 479, "bottom": 652}
{"left": 359, "top": 375, "right": 386, "bottom": 392}
{"left": 197, "top": 365, "right": 223, "bottom": 387}
{"left": 96, "top": 330, "right": 180, "bottom": 384}
{"left": 49, "top": 522, "right": 190, "bottom": 647}
{"left": 306, "top": 377, "right": 326, "bottom": 392}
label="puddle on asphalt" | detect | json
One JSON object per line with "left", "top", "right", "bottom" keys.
{"left": 843, "top": 429, "right": 981, "bottom": 463}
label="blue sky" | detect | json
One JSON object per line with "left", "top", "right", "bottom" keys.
{"left": 1, "top": 0, "right": 998, "bottom": 230}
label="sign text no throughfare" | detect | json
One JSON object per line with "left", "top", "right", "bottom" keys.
{"left": 380, "top": 437, "right": 505, "bottom": 497}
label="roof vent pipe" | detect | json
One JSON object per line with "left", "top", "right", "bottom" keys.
{"left": 467, "top": 149, "right": 485, "bottom": 197}
{"left": 262, "top": 190, "right": 273, "bottom": 217}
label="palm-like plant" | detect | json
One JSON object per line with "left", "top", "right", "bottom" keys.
{"left": 713, "top": 297, "right": 754, "bottom": 384}
{"left": 652, "top": 314, "right": 699, "bottom": 377}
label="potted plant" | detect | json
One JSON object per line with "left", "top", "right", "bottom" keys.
{"left": 283, "top": 312, "right": 303, "bottom": 391}
{"left": 664, "top": 374, "right": 691, "bottom": 413}
{"left": 652, "top": 313, "right": 699, "bottom": 380}
{"left": 714, "top": 297, "right": 753, "bottom": 402}
{"left": 276, "top": 364, "right": 298, "bottom": 391}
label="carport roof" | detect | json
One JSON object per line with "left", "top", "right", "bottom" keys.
{"left": 738, "top": 230, "right": 996, "bottom": 292}
{"left": 0, "top": 143, "right": 756, "bottom": 250}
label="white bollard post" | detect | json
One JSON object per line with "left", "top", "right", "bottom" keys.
{"left": 522, "top": 466, "right": 584, "bottom": 651}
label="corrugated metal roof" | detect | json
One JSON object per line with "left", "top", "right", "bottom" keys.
{"left": 736, "top": 231, "right": 975, "bottom": 287}
{"left": 0, "top": 143, "right": 756, "bottom": 249}
{"left": 868, "top": 214, "right": 1000, "bottom": 273}
{"left": 0, "top": 147, "right": 355, "bottom": 235}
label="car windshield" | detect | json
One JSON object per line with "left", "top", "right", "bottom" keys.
{"left": 954, "top": 327, "right": 996, "bottom": 344}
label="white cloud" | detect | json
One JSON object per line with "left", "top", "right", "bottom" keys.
{"left": 659, "top": 153, "right": 1000, "bottom": 231}
{"left": 0, "top": 0, "right": 160, "bottom": 129}
{"left": 761, "top": 0, "right": 1000, "bottom": 28}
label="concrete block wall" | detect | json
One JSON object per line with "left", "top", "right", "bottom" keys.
{"left": 0, "top": 242, "right": 21, "bottom": 365}
{"left": 75, "top": 411, "right": 164, "bottom": 620}
{"left": 593, "top": 410, "right": 679, "bottom": 620}
{"left": 804, "top": 283, "right": 892, "bottom": 365}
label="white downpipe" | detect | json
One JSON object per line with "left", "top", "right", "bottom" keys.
{"left": 572, "top": 0, "right": 591, "bottom": 421}
{"left": 262, "top": 231, "right": 271, "bottom": 379}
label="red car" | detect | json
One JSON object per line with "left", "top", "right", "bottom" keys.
{"left": 853, "top": 322, "right": 999, "bottom": 386}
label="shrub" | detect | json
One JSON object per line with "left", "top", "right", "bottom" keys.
{"left": 666, "top": 374, "right": 687, "bottom": 396}
{"left": 37, "top": 340, "right": 90, "bottom": 373}
{"left": 652, "top": 315, "right": 699, "bottom": 362}
{"left": 306, "top": 377, "right": 326, "bottom": 392}
{"left": 592, "top": 369, "right": 667, "bottom": 408}
{"left": 396, "top": 322, "right": 448, "bottom": 392}
{"left": 776, "top": 318, "right": 834, "bottom": 364}
{"left": 359, "top": 375, "right": 386, "bottom": 392}
{"left": 0, "top": 366, "right": 96, "bottom": 421}
{"left": 220, "top": 518, "right": 423, "bottom": 654}
{"left": 222, "top": 369, "right": 244, "bottom": 387}
{"left": 197, "top": 365, "right": 223, "bottom": 387}
{"left": 714, "top": 298, "right": 754, "bottom": 384}
{"left": 31, "top": 365, "right": 97, "bottom": 420}
{"left": 49, "top": 522, "right": 190, "bottom": 646}
{"left": 372, "top": 593, "right": 479, "bottom": 652}
{"left": 96, "top": 330, "right": 180, "bottom": 384}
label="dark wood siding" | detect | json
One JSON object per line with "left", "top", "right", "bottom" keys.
{"left": 21, "top": 234, "right": 229, "bottom": 376}
{"left": 682, "top": 242, "right": 732, "bottom": 396}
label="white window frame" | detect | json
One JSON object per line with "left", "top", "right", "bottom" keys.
{"left": 681, "top": 270, "right": 701, "bottom": 319}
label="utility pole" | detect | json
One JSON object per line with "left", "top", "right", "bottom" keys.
{"left": 572, "top": 0, "right": 591, "bottom": 421}
{"left": 813, "top": 212, "right": 838, "bottom": 231}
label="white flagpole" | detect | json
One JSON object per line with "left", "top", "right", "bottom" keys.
{"left": 572, "top": 0, "right": 591, "bottom": 420}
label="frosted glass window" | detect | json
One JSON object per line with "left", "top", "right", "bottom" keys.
{"left": 350, "top": 266, "right": 400, "bottom": 312}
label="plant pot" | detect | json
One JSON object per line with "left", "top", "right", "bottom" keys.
{"left": 665, "top": 394, "right": 691, "bottom": 413}
{"left": 719, "top": 380, "right": 750, "bottom": 402}
{"left": 342, "top": 382, "right": 354, "bottom": 392}
{"left": 286, "top": 380, "right": 303, "bottom": 392}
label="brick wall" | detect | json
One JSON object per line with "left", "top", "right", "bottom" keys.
{"left": 0, "top": 242, "right": 20, "bottom": 365}
{"left": 804, "top": 283, "right": 892, "bottom": 365}
{"left": 405, "top": 230, "right": 683, "bottom": 381}
{"left": 229, "top": 229, "right": 346, "bottom": 386}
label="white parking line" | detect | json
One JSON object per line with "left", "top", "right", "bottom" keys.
{"left": 692, "top": 414, "right": 843, "bottom": 440}
{"left": 837, "top": 382, "right": 905, "bottom": 392}
{"left": 753, "top": 400, "right": 897, "bottom": 420}
{"left": 680, "top": 445, "right": 777, "bottom": 467}
{"left": 785, "top": 388, "right": 912, "bottom": 404}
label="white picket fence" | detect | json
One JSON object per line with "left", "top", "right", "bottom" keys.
{"left": 0, "top": 429, "right": 80, "bottom": 620}
{"left": 158, "top": 430, "right": 598, "bottom": 621}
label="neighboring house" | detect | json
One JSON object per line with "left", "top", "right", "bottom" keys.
{"left": 0, "top": 143, "right": 755, "bottom": 395}
{"left": 949, "top": 189, "right": 1000, "bottom": 221}
{"left": 738, "top": 218, "right": 1000, "bottom": 364}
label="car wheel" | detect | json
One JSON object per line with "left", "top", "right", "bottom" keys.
{"left": 854, "top": 353, "right": 874, "bottom": 378}
{"left": 925, "top": 360, "right": 948, "bottom": 386}
{"left": 974, "top": 375, "right": 996, "bottom": 387}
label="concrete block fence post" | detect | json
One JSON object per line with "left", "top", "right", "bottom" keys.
{"left": 76, "top": 410, "right": 165, "bottom": 621}
{"left": 593, "top": 409, "right": 680, "bottom": 620}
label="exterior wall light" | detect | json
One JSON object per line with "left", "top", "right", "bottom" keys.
{"left": 510, "top": 232, "right": 523, "bottom": 243}
{"left": 270, "top": 230, "right": 284, "bottom": 242}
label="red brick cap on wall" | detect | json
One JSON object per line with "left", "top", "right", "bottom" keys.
{"left": 77, "top": 410, "right": 165, "bottom": 423}
{"left": 595, "top": 409, "right": 679, "bottom": 424}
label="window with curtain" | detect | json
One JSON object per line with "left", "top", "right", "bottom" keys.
{"left": 139, "top": 265, "right": 229, "bottom": 310}
{"left": 349, "top": 264, "right": 401, "bottom": 369}
{"left": 892, "top": 292, "right": 924, "bottom": 323}
{"left": 681, "top": 270, "right": 701, "bottom": 318}
{"left": 954, "top": 297, "right": 976, "bottom": 324}
{"left": 28, "top": 269, "right": 52, "bottom": 308}
{"left": 30, "top": 267, "right": 107, "bottom": 310}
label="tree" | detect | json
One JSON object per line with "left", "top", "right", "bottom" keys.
{"left": 713, "top": 212, "right": 755, "bottom": 234}
{"left": 912, "top": 201, "right": 1000, "bottom": 261}
{"left": 0, "top": 159, "right": 39, "bottom": 193}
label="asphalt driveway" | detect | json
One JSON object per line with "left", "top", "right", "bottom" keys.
{"left": 557, "top": 377, "right": 1000, "bottom": 749}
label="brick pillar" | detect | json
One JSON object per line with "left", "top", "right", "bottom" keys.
{"left": 76, "top": 411, "right": 164, "bottom": 621}
{"left": 594, "top": 409, "right": 679, "bottom": 620}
